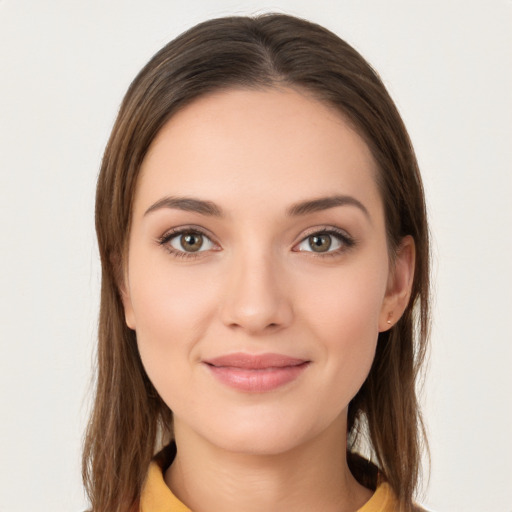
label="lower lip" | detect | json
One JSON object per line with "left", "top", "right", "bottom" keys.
{"left": 205, "top": 362, "right": 310, "bottom": 392}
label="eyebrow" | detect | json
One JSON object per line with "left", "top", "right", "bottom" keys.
{"left": 286, "top": 195, "right": 370, "bottom": 219}
{"left": 144, "top": 194, "right": 369, "bottom": 219}
{"left": 144, "top": 196, "right": 224, "bottom": 217}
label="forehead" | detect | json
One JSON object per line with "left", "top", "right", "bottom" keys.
{"left": 134, "top": 87, "right": 381, "bottom": 218}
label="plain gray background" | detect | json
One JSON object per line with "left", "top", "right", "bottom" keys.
{"left": 1, "top": 1, "right": 511, "bottom": 511}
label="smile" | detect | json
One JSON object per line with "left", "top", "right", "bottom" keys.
{"left": 203, "top": 353, "right": 311, "bottom": 393}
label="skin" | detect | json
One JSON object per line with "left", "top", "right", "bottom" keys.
{"left": 122, "top": 87, "right": 415, "bottom": 512}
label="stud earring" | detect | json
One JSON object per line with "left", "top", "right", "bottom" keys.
{"left": 386, "top": 312, "right": 393, "bottom": 325}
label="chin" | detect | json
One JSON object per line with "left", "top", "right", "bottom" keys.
{"left": 185, "top": 405, "right": 342, "bottom": 457}
{"left": 208, "top": 428, "right": 307, "bottom": 456}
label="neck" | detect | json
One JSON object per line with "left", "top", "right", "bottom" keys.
{"left": 165, "top": 415, "right": 372, "bottom": 512}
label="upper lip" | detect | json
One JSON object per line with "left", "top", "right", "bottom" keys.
{"left": 204, "top": 353, "right": 309, "bottom": 369}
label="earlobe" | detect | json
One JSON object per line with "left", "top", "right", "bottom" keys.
{"left": 379, "top": 235, "right": 415, "bottom": 332}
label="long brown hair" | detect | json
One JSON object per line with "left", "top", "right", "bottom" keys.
{"left": 83, "top": 13, "right": 430, "bottom": 512}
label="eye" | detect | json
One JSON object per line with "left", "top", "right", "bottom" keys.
{"left": 161, "top": 229, "right": 216, "bottom": 254}
{"left": 294, "top": 229, "right": 354, "bottom": 254}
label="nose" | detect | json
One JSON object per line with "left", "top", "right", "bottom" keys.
{"left": 219, "top": 250, "right": 294, "bottom": 335}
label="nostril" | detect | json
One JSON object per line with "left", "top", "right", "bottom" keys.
{"left": 219, "top": 278, "right": 294, "bottom": 333}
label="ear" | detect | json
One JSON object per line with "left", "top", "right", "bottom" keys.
{"left": 114, "top": 256, "right": 136, "bottom": 330}
{"left": 378, "top": 235, "right": 415, "bottom": 332}
{"left": 120, "top": 280, "right": 137, "bottom": 330}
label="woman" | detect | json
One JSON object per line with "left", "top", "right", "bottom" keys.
{"left": 83, "top": 13, "right": 430, "bottom": 512}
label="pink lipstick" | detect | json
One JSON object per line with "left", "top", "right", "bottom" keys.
{"left": 203, "top": 353, "right": 310, "bottom": 392}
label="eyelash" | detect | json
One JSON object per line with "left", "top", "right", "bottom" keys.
{"left": 157, "top": 226, "right": 217, "bottom": 260}
{"left": 294, "top": 227, "right": 356, "bottom": 257}
{"left": 157, "top": 226, "right": 356, "bottom": 260}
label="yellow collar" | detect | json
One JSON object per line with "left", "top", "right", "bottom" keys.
{"left": 140, "top": 459, "right": 398, "bottom": 512}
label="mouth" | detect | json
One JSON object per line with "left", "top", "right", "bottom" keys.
{"left": 203, "top": 352, "right": 311, "bottom": 393}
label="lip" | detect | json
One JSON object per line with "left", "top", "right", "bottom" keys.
{"left": 203, "top": 352, "right": 310, "bottom": 393}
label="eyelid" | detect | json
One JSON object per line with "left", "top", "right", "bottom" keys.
{"left": 292, "top": 225, "right": 356, "bottom": 254}
{"left": 298, "top": 225, "right": 351, "bottom": 240}
{"left": 157, "top": 225, "right": 221, "bottom": 256}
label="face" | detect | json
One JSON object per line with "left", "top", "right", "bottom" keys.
{"left": 122, "top": 87, "right": 413, "bottom": 455}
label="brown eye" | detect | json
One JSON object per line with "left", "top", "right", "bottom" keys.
{"left": 168, "top": 231, "right": 214, "bottom": 253}
{"left": 295, "top": 229, "right": 353, "bottom": 255}
{"left": 308, "top": 234, "right": 332, "bottom": 252}
{"left": 181, "top": 233, "right": 203, "bottom": 252}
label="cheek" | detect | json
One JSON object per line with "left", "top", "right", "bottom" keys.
{"left": 128, "top": 244, "right": 218, "bottom": 335}
{"left": 297, "top": 258, "right": 388, "bottom": 389}
{"left": 301, "top": 254, "right": 388, "bottom": 337}
{"left": 126, "top": 252, "right": 220, "bottom": 400}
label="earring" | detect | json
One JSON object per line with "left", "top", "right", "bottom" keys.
{"left": 386, "top": 312, "right": 393, "bottom": 325}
